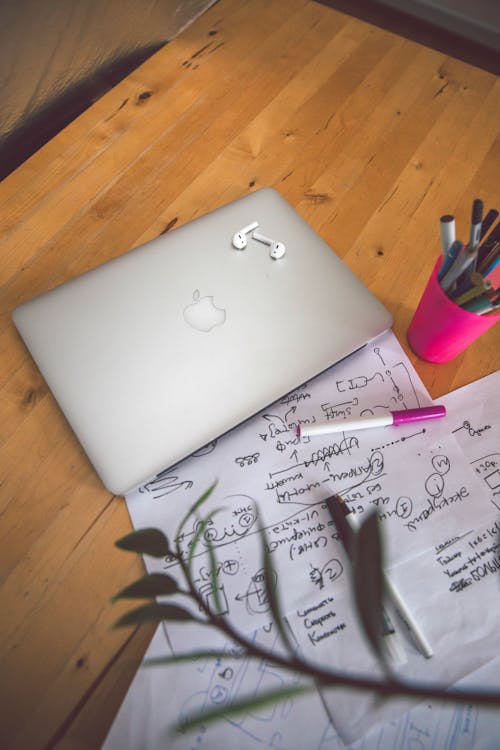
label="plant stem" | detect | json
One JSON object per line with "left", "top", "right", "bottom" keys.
{"left": 172, "top": 541, "right": 500, "bottom": 709}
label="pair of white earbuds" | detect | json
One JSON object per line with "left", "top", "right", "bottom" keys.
{"left": 232, "top": 221, "right": 286, "bottom": 259}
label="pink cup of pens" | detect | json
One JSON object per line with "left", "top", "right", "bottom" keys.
{"left": 407, "top": 201, "right": 500, "bottom": 363}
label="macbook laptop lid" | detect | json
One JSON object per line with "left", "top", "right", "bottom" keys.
{"left": 12, "top": 188, "right": 392, "bottom": 495}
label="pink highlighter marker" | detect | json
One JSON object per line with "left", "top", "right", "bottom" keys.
{"left": 296, "top": 405, "right": 446, "bottom": 439}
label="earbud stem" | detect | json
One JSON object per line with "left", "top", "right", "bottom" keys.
{"left": 240, "top": 220, "right": 259, "bottom": 235}
{"left": 252, "top": 231, "right": 273, "bottom": 245}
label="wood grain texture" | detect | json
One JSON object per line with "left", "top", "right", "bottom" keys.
{"left": 0, "top": 1, "right": 498, "bottom": 748}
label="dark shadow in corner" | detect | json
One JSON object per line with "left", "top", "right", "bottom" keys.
{"left": 0, "top": 42, "right": 165, "bottom": 182}
{"left": 315, "top": 0, "right": 500, "bottom": 77}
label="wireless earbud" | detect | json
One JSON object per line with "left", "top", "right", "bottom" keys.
{"left": 252, "top": 231, "right": 286, "bottom": 259}
{"left": 232, "top": 221, "right": 259, "bottom": 250}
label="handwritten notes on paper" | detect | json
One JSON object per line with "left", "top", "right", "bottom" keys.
{"left": 445, "top": 371, "right": 499, "bottom": 511}
{"left": 428, "top": 373, "right": 500, "bottom": 601}
{"left": 118, "top": 335, "right": 499, "bottom": 746}
{"left": 104, "top": 622, "right": 500, "bottom": 750}
{"left": 312, "top": 371, "right": 500, "bottom": 743}
{"left": 125, "top": 333, "right": 492, "bottom": 636}
{"left": 103, "top": 622, "right": 339, "bottom": 750}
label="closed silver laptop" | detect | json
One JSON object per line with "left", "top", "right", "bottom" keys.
{"left": 12, "top": 188, "right": 392, "bottom": 494}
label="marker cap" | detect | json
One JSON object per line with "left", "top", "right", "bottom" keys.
{"left": 392, "top": 405, "right": 446, "bottom": 426}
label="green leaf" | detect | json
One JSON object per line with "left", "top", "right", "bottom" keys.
{"left": 206, "top": 534, "right": 223, "bottom": 615}
{"left": 187, "top": 506, "right": 225, "bottom": 574}
{"left": 256, "top": 511, "right": 294, "bottom": 654}
{"left": 115, "top": 528, "right": 171, "bottom": 558}
{"left": 327, "top": 496, "right": 354, "bottom": 558}
{"left": 112, "top": 573, "right": 180, "bottom": 601}
{"left": 114, "top": 602, "right": 197, "bottom": 628}
{"left": 187, "top": 517, "right": 211, "bottom": 573}
{"left": 178, "top": 482, "right": 217, "bottom": 536}
{"left": 174, "top": 684, "right": 311, "bottom": 734}
{"left": 352, "top": 511, "right": 385, "bottom": 662}
{"left": 145, "top": 649, "right": 239, "bottom": 668}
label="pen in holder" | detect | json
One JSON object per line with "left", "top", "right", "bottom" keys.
{"left": 407, "top": 258, "right": 500, "bottom": 362}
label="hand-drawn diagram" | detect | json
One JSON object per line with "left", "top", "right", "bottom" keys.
{"left": 104, "top": 619, "right": 500, "bottom": 750}
{"left": 309, "top": 558, "right": 343, "bottom": 591}
{"left": 235, "top": 453, "right": 260, "bottom": 468}
{"left": 138, "top": 470, "right": 193, "bottom": 500}
{"left": 452, "top": 422, "right": 499, "bottom": 508}
{"left": 130, "top": 338, "right": 495, "bottom": 629}
{"left": 175, "top": 623, "right": 307, "bottom": 748}
{"left": 235, "top": 566, "right": 278, "bottom": 616}
{"left": 446, "top": 372, "right": 500, "bottom": 511}
{"left": 123, "top": 338, "right": 499, "bottom": 749}
{"left": 197, "top": 580, "right": 230, "bottom": 617}
{"left": 472, "top": 453, "right": 500, "bottom": 507}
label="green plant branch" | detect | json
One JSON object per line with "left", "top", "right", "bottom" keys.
{"left": 172, "top": 531, "right": 500, "bottom": 708}
{"left": 114, "top": 487, "right": 500, "bottom": 732}
{"left": 176, "top": 684, "right": 314, "bottom": 733}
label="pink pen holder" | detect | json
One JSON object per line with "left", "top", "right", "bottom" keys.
{"left": 407, "top": 259, "right": 500, "bottom": 362}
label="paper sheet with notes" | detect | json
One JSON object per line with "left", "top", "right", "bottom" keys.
{"left": 105, "top": 333, "right": 500, "bottom": 748}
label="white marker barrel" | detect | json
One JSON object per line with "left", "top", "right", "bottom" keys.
{"left": 298, "top": 413, "right": 393, "bottom": 438}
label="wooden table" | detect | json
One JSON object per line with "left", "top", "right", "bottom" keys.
{"left": 1, "top": 1, "right": 498, "bottom": 747}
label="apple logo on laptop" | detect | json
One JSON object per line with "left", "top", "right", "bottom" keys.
{"left": 183, "top": 290, "right": 226, "bottom": 332}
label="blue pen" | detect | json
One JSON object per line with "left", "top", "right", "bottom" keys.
{"left": 438, "top": 239, "right": 463, "bottom": 282}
